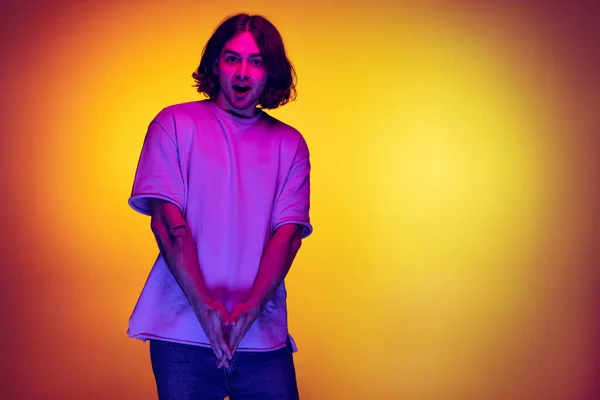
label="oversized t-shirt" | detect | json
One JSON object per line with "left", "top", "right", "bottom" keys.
{"left": 127, "top": 100, "right": 312, "bottom": 352}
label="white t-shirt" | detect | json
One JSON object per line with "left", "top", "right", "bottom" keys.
{"left": 127, "top": 100, "right": 312, "bottom": 352}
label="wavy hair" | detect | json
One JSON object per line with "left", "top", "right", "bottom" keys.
{"left": 192, "top": 13, "right": 297, "bottom": 109}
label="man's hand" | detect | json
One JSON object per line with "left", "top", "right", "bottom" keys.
{"left": 196, "top": 298, "right": 232, "bottom": 368}
{"left": 227, "top": 301, "right": 262, "bottom": 355}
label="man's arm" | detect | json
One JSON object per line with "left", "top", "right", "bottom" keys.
{"left": 149, "top": 198, "right": 232, "bottom": 366}
{"left": 226, "top": 223, "right": 304, "bottom": 353}
{"left": 247, "top": 223, "right": 304, "bottom": 309}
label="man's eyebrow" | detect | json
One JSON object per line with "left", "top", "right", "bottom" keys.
{"left": 223, "top": 49, "right": 262, "bottom": 58}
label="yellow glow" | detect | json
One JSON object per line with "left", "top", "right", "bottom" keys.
{"left": 2, "top": 1, "right": 596, "bottom": 399}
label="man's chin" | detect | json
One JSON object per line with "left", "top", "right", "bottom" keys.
{"left": 221, "top": 101, "right": 258, "bottom": 118}
{"left": 232, "top": 99, "right": 257, "bottom": 111}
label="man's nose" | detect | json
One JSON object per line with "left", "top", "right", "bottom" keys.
{"left": 236, "top": 61, "right": 249, "bottom": 80}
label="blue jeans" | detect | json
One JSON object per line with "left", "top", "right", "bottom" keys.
{"left": 149, "top": 339, "right": 300, "bottom": 400}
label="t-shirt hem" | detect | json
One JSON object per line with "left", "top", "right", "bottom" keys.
{"left": 128, "top": 193, "right": 184, "bottom": 216}
{"left": 128, "top": 331, "right": 292, "bottom": 353}
{"left": 274, "top": 220, "right": 313, "bottom": 239}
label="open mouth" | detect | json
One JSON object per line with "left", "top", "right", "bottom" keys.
{"left": 233, "top": 85, "right": 251, "bottom": 94}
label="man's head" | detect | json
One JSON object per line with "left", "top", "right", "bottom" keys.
{"left": 193, "top": 14, "right": 296, "bottom": 116}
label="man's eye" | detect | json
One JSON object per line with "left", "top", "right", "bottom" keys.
{"left": 226, "top": 56, "right": 238, "bottom": 63}
{"left": 252, "top": 59, "right": 263, "bottom": 66}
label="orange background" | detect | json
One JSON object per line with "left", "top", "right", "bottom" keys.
{"left": 1, "top": 1, "right": 598, "bottom": 399}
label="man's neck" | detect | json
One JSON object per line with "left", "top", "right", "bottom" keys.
{"left": 223, "top": 108, "right": 257, "bottom": 119}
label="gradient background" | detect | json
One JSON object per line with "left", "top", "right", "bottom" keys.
{"left": 1, "top": 0, "right": 598, "bottom": 399}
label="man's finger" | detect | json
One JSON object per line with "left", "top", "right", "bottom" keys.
{"left": 228, "top": 316, "right": 244, "bottom": 349}
{"left": 207, "top": 335, "right": 223, "bottom": 361}
{"left": 214, "top": 325, "right": 232, "bottom": 360}
{"left": 208, "top": 322, "right": 230, "bottom": 366}
{"left": 231, "top": 329, "right": 245, "bottom": 354}
{"left": 216, "top": 353, "right": 228, "bottom": 369}
{"left": 215, "top": 348, "right": 229, "bottom": 368}
{"left": 229, "top": 316, "right": 250, "bottom": 351}
{"left": 228, "top": 330, "right": 238, "bottom": 350}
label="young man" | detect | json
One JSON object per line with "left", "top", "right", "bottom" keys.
{"left": 127, "top": 13, "right": 312, "bottom": 400}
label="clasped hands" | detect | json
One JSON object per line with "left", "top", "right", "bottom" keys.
{"left": 197, "top": 298, "right": 262, "bottom": 368}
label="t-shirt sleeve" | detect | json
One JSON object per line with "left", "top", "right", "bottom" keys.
{"left": 128, "top": 114, "right": 185, "bottom": 216}
{"left": 272, "top": 135, "right": 313, "bottom": 239}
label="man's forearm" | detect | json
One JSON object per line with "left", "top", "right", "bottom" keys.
{"left": 150, "top": 200, "right": 211, "bottom": 313}
{"left": 247, "top": 224, "right": 303, "bottom": 309}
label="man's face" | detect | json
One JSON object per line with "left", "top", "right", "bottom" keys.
{"left": 214, "top": 31, "right": 268, "bottom": 118}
